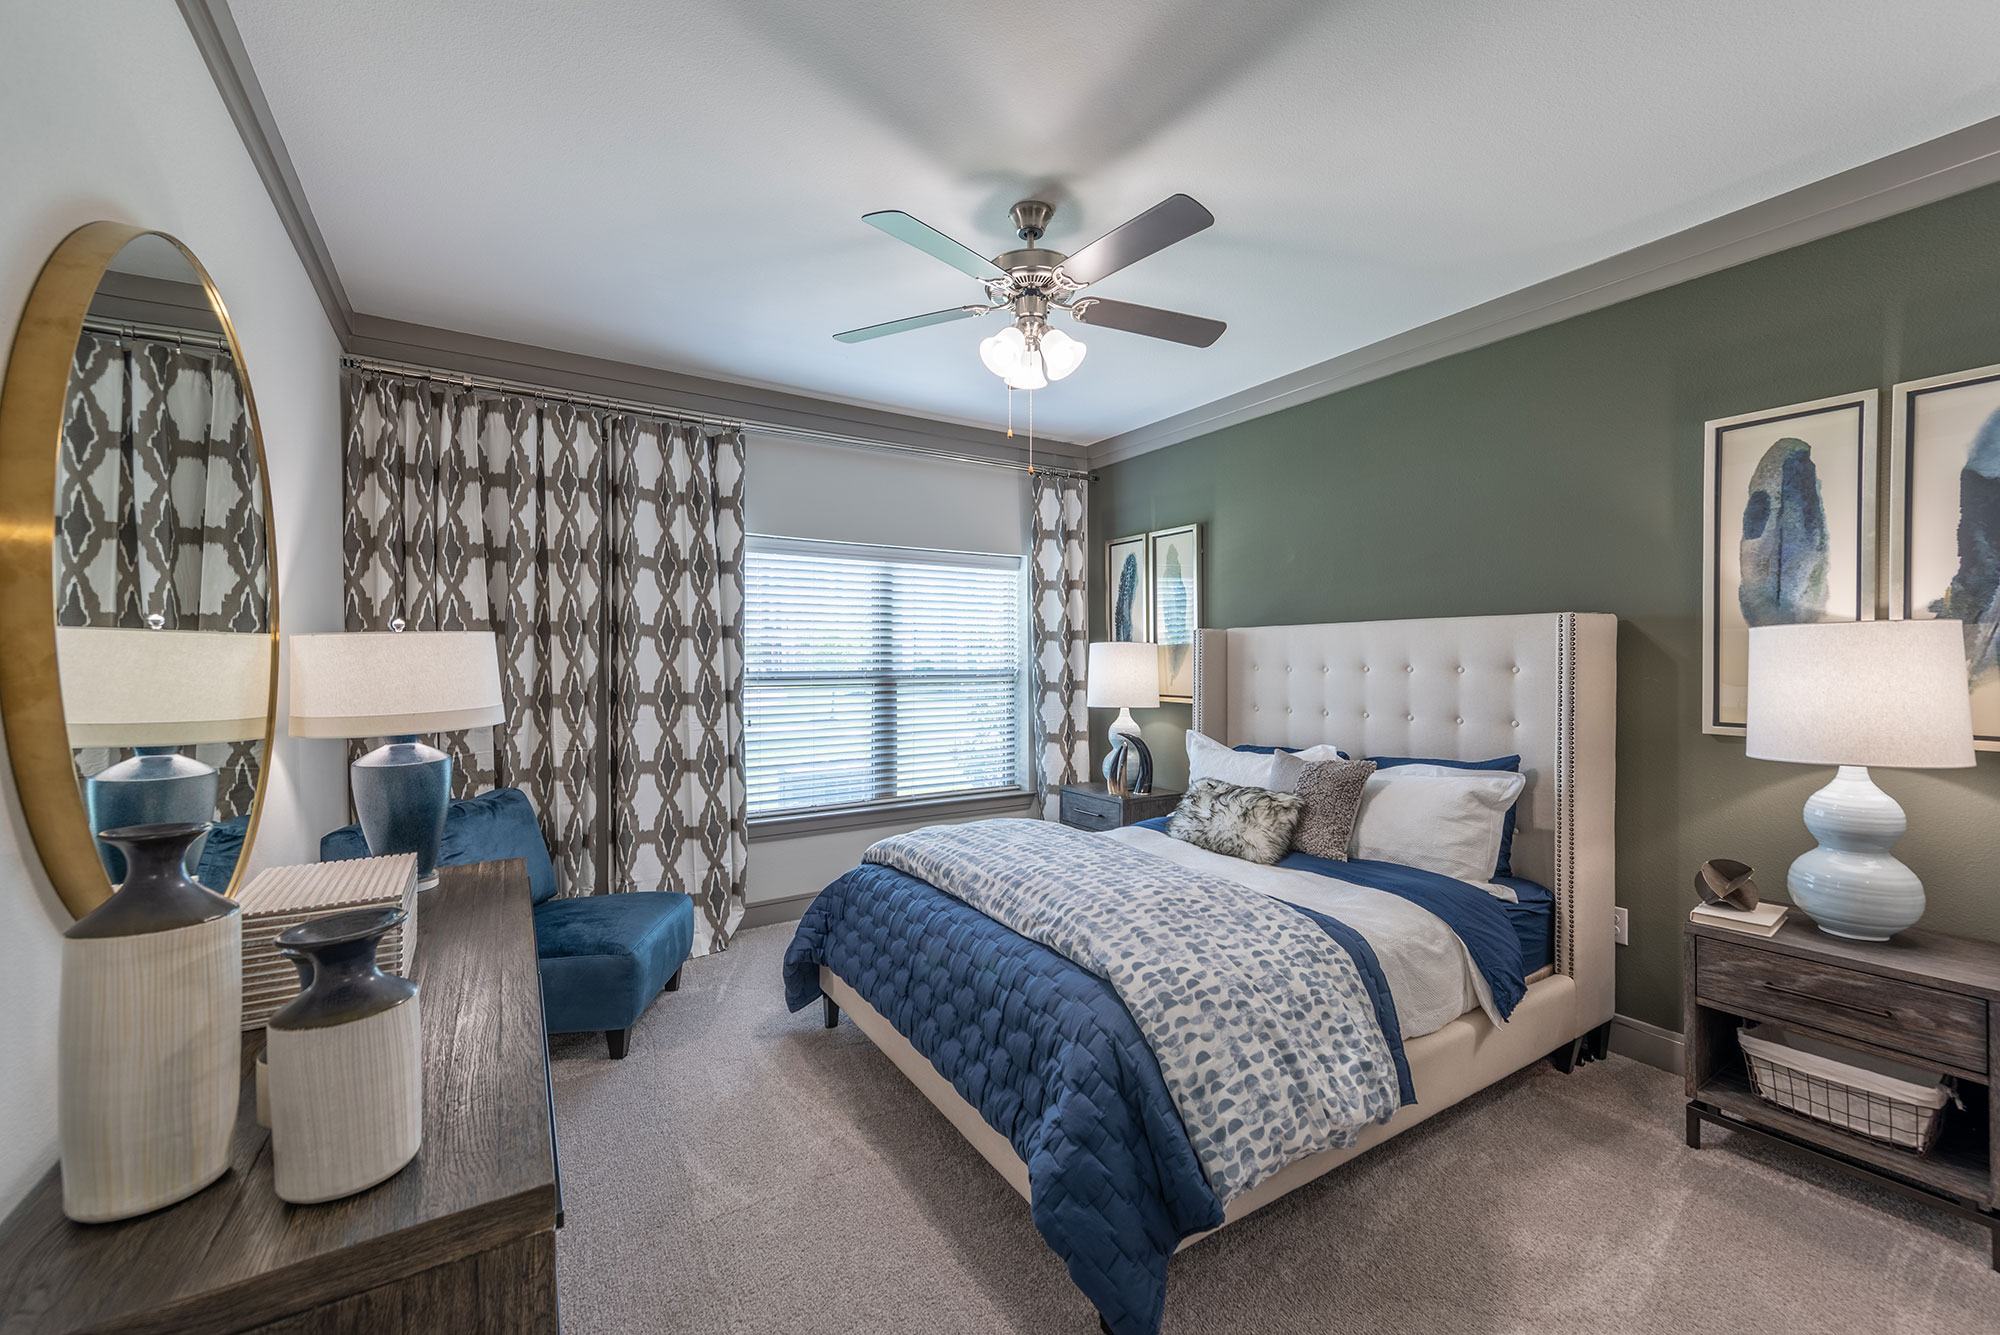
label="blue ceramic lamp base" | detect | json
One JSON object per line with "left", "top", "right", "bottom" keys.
{"left": 351, "top": 736, "right": 450, "bottom": 889}
{"left": 86, "top": 747, "right": 217, "bottom": 882}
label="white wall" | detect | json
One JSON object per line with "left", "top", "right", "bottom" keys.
{"left": 741, "top": 434, "right": 1034, "bottom": 908}
{"left": 0, "top": 2, "right": 347, "bottom": 1213}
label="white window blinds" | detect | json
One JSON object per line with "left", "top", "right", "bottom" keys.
{"left": 743, "top": 537, "right": 1026, "bottom": 818}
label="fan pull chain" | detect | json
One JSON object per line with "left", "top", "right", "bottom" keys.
{"left": 1007, "top": 385, "right": 1013, "bottom": 438}
{"left": 1028, "top": 388, "right": 1035, "bottom": 473}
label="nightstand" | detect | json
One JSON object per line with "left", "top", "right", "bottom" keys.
{"left": 1058, "top": 782, "right": 1181, "bottom": 832}
{"left": 1684, "top": 916, "right": 2000, "bottom": 1267}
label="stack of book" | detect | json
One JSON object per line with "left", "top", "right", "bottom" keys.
{"left": 1689, "top": 898, "right": 1789, "bottom": 937}
{"left": 235, "top": 853, "right": 420, "bottom": 1029}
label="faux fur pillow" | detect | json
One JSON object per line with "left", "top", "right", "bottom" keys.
{"left": 1165, "top": 779, "right": 1306, "bottom": 865}
{"left": 1290, "top": 758, "right": 1378, "bottom": 860}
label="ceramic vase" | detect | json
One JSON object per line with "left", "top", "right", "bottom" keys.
{"left": 59, "top": 821, "right": 241, "bottom": 1222}
{"left": 267, "top": 906, "right": 422, "bottom": 1203}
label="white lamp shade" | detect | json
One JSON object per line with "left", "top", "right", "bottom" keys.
{"left": 1746, "top": 620, "right": 1974, "bottom": 769}
{"left": 1086, "top": 641, "right": 1161, "bottom": 710}
{"left": 289, "top": 631, "right": 505, "bottom": 739}
{"left": 57, "top": 627, "right": 273, "bottom": 747}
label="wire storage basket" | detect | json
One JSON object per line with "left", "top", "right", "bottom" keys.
{"left": 1738, "top": 1024, "right": 1952, "bottom": 1153}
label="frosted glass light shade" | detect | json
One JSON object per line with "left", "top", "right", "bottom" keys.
{"left": 1039, "top": 327, "right": 1087, "bottom": 380}
{"left": 289, "top": 631, "right": 504, "bottom": 739}
{"left": 58, "top": 627, "right": 273, "bottom": 747}
{"left": 979, "top": 325, "right": 1028, "bottom": 378}
{"left": 1746, "top": 620, "right": 1974, "bottom": 769}
{"left": 1087, "top": 641, "right": 1161, "bottom": 710}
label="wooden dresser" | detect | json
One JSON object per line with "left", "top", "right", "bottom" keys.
{"left": 0, "top": 859, "right": 562, "bottom": 1333}
{"left": 1684, "top": 916, "right": 2000, "bottom": 1267}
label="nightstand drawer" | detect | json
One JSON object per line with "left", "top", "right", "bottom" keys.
{"left": 1696, "top": 936, "right": 1989, "bottom": 1074}
{"left": 1061, "top": 798, "right": 1121, "bottom": 831}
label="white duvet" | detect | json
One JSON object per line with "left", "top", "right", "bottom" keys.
{"left": 1106, "top": 826, "right": 1501, "bottom": 1038}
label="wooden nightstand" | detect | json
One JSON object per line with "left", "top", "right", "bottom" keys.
{"left": 1058, "top": 782, "right": 1182, "bottom": 832}
{"left": 1684, "top": 916, "right": 2000, "bottom": 1267}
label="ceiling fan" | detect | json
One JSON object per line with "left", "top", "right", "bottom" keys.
{"left": 833, "top": 195, "right": 1226, "bottom": 390}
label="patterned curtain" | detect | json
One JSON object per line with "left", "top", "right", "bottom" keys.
{"left": 342, "top": 368, "right": 747, "bottom": 953}
{"left": 55, "top": 331, "right": 267, "bottom": 818}
{"left": 1029, "top": 472, "right": 1089, "bottom": 817}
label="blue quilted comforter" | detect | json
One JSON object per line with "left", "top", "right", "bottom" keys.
{"left": 782, "top": 843, "right": 1519, "bottom": 1334}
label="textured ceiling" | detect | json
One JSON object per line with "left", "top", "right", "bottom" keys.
{"left": 232, "top": 0, "right": 2000, "bottom": 444}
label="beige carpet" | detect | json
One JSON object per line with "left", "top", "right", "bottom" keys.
{"left": 548, "top": 924, "right": 1999, "bottom": 1334}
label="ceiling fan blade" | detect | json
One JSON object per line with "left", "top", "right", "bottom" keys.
{"left": 1057, "top": 194, "right": 1214, "bottom": 287}
{"left": 832, "top": 306, "right": 987, "bottom": 344}
{"left": 863, "top": 211, "right": 1007, "bottom": 281}
{"left": 1071, "top": 298, "right": 1225, "bottom": 348}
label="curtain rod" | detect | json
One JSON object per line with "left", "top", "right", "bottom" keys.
{"left": 83, "top": 315, "right": 232, "bottom": 352}
{"left": 338, "top": 354, "right": 1095, "bottom": 482}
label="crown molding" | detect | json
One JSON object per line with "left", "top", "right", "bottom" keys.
{"left": 345, "top": 312, "right": 1087, "bottom": 466}
{"left": 1089, "top": 113, "right": 2000, "bottom": 465}
{"left": 178, "top": 0, "right": 354, "bottom": 344}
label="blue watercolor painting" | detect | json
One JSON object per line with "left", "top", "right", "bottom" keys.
{"left": 1929, "top": 406, "right": 2000, "bottom": 681}
{"left": 1113, "top": 552, "right": 1139, "bottom": 641}
{"left": 1738, "top": 437, "right": 1830, "bottom": 627}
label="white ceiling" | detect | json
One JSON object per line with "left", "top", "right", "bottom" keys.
{"left": 231, "top": 0, "right": 2000, "bottom": 445}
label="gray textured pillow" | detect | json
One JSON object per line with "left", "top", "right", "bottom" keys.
{"left": 1291, "top": 758, "right": 1378, "bottom": 860}
{"left": 1165, "top": 779, "right": 1305, "bottom": 865}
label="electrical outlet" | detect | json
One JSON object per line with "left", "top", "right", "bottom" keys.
{"left": 1613, "top": 906, "right": 1630, "bottom": 946}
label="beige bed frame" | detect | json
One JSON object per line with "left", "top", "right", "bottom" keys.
{"left": 820, "top": 611, "right": 1618, "bottom": 1246}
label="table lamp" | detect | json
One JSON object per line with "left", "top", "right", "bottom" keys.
{"left": 1746, "top": 620, "right": 1974, "bottom": 940}
{"left": 289, "top": 628, "right": 504, "bottom": 888}
{"left": 1087, "top": 641, "right": 1160, "bottom": 795}
{"left": 57, "top": 626, "right": 273, "bottom": 881}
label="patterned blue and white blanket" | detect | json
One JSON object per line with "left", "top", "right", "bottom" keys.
{"left": 861, "top": 818, "right": 1403, "bottom": 1204}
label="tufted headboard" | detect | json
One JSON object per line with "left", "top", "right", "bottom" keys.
{"left": 1192, "top": 612, "right": 1617, "bottom": 1029}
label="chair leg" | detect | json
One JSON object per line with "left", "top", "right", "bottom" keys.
{"left": 823, "top": 996, "right": 840, "bottom": 1029}
{"left": 664, "top": 967, "right": 682, "bottom": 993}
{"left": 606, "top": 1028, "right": 630, "bottom": 1060}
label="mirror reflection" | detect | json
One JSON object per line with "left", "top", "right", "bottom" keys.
{"left": 53, "top": 235, "right": 271, "bottom": 891}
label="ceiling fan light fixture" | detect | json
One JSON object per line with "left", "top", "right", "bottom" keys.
{"left": 1039, "top": 326, "right": 1086, "bottom": 381}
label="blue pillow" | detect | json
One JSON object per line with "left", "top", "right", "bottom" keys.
{"left": 1369, "top": 755, "right": 1522, "bottom": 877}
{"left": 1233, "top": 743, "right": 1351, "bottom": 760}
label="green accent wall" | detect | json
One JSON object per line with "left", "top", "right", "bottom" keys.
{"left": 1089, "top": 180, "right": 2000, "bottom": 1033}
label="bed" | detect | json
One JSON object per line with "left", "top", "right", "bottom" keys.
{"left": 784, "top": 612, "right": 1616, "bottom": 1333}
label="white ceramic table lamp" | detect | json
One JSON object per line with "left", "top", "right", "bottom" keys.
{"left": 289, "top": 629, "right": 504, "bottom": 888}
{"left": 1087, "top": 641, "right": 1160, "bottom": 794}
{"left": 1746, "top": 620, "right": 1975, "bottom": 940}
{"left": 57, "top": 626, "right": 273, "bottom": 880}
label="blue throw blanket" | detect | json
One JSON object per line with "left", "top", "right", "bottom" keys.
{"left": 783, "top": 829, "right": 1519, "bottom": 1335}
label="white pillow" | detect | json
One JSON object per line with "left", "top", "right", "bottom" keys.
{"left": 1185, "top": 731, "right": 1305, "bottom": 792}
{"left": 1349, "top": 770, "right": 1526, "bottom": 886}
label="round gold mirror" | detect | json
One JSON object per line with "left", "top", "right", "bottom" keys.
{"left": 0, "top": 223, "right": 278, "bottom": 918}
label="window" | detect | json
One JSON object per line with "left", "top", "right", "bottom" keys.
{"left": 743, "top": 536, "right": 1026, "bottom": 818}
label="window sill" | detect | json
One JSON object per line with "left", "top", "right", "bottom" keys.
{"left": 746, "top": 789, "right": 1038, "bottom": 842}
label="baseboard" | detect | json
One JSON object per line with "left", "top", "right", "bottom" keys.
{"left": 1609, "top": 1013, "right": 1685, "bottom": 1076}
{"left": 739, "top": 892, "right": 818, "bottom": 931}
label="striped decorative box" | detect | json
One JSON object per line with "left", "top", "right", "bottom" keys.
{"left": 236, "top": 854, "right": 420, "bottom": 1030}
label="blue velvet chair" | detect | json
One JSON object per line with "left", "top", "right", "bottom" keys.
{"left": 321, "top": 787, "right": 693, "bottom": 1058}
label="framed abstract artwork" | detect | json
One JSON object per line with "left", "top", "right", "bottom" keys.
{"left": 1701, "top": 391, "right": 1877, "bottom": 736}
{"left": 1889, "top": 362, "right": 2000, "bottom": 751}
{"left": 1148, "top": 524, "right": 1200, "bottom": 702}
{"left": 1105, "top": 533, "right": 1150, "bottom": 644}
